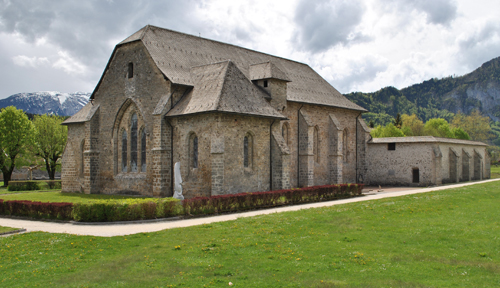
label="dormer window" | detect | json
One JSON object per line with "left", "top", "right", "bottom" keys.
{"left": 128, "top": 63, "right": 134, "bottom": 78}
{"left": 263, "top": 80, "right": 268, "bottom": 87}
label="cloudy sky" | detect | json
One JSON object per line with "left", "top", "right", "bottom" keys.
{"left": 1, "top": 0, "right": 499, "bottom": 99}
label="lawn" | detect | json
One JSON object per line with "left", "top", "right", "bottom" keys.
{"left": 0, "top": 226, "right": 18, "bottom": 234}
{"left": 491, "top": 165, "right": 500, "bottom": 179}
{"left": 1, "top": 181, "right": 499, "bottom": 287}
{"left": 0, "top": 191, "right": 157, "bottom": 204}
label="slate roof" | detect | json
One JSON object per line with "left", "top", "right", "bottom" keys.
{"left": 62, "top": 103, "right": 100, "bottom": 125}
{"left": 166, "top": 61, "right": 286, "bottom": 119}
{"left": 368, "top": 136, "right": 487, "bottom": 146}
{"left": 111, "top": 25, "right": 366, "bottom": 111}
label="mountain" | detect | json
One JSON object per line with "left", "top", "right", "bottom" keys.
{"left": 345, "top": 56, "right": 500, "bottom": 124}
{"left": 0, "top": 91, "right": 90, "bottom": 116}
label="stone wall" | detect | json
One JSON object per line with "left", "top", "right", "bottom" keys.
{"left": 366, "top": 141, "right": 489, "bottom": 186}
{"left": 283, "top": 102, "right": 361, "bottom": 187}
{"left": 62, "top": 123, "right": 85, "bottom": 192}
{"left": 168, "top": 113, "right": 274, "bottom": 198}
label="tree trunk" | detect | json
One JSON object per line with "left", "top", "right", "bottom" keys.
{"left": 2, "top": 160, "right": 15, "bottom": 187}
{"left": 2, "top": 171, "right": 10, "bottom": 187}
{"left": 45, "top": 159, "right": 54, "bottom": 180}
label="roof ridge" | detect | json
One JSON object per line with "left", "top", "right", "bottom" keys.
{"left": 215, "top": 61, "right": 232, "bottom": 111}
{"left": 144, "top": 25, "right": 311, "bottom": 67}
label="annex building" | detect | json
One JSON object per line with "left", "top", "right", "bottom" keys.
{"left": 61, "top": 25, "right": 489, "bottom": 197}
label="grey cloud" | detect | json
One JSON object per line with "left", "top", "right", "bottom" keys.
{"left": 0, "top": 0, "right": 203, "bottom": 67}
{"left": 414, "top": 0, "right": 457, "bottom": 25}
{"left": 457, "top": 21, "right": 500, "bottom": 70}
{"left": 293, "top": 0, "right": 368, "bottom": 53}
{"left": 380, "top": 0, "right": 457, "bottom": 26}
{"left": 333, "top": 57, "right": 388, "bottom": 93}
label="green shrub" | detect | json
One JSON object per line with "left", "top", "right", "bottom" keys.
{"left": 8, "top": 181, "right": 41, "bottom": 191}
{"left": 72, "top": 198, "right": 181, "bottom": 222}
{"left": 7, "top": 180, "right": 62, "bottom": 191}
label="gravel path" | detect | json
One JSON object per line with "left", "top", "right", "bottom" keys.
{"left": 1, "top": 178, "right": 498, "bottom": 237}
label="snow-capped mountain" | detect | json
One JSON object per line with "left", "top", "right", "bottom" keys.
{"left": 0, "top": 91, "right": 90, "bottom": 116}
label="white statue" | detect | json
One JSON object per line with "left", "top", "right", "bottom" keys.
{"left": 173, "top": 162, "right": 184, "bottom": 200}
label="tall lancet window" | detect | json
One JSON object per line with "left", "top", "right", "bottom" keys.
{"left": 243, "top": 133, "right": 253, "bottom": 168}
{"left": 192, "top": 136, "right": 198, "bottom": 168}
{"left": 314, "top": 126, "right": 319, "bottom": 163}
{"left": 122, "top": 130, "right": 128, "bottom": 172}
{"left": 130, "top": 113, "right": 138, "bottom": 172}
{"left": 244, "top": 136, "right": 249, "bottom": 167}
{"left": 141, "top": 129, "right": 146, "bottom": 172}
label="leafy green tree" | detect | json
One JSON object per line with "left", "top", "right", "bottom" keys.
{"left": 451, "top": 110, "right": 493, "bottom": 142}
{"left": 393, "top": 113, "right": 403, "bottom": 129}
{"left": 370, "top": 123, "right": 405, "bottom": 138}
{"left": 423, "top": 118, "right": 454, "bottom": 138}
{"left": 32, "top": 114, "right": 68, "bottom": 180}
{"left": 401, "top": 114, "right": 424, "bottom": 136}
{"left": 0, "top": 106, "right": 34, "bottom": 186}
{"left": 451, "top": 127, "right": 470, "bottom": 140}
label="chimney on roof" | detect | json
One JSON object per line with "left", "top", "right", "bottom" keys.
{"left": 249, "top": 61, "right": 291, "bottom": 112}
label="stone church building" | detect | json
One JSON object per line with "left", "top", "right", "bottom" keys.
{"left": 61, "top": 25, "right": 489, "bottom": 197}
{"left": 61, "top": 25, "right": 372, "bottom": 198}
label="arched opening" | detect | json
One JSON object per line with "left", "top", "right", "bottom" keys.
{"left": 343, "top": 129, "right": 348, "bottom": 163}
{"left": 141, "top": 128, "right": 146, "bottom": 172}
{"left": 121, "top": 129, "right": 128, "bottom": 172}
{"left": 80, "top": 140, "right": 85, "bottom": 177}
{"left": 314, "top": 126, "right": 319, "bottom": 163}
{"left": 282, "top": 122, "right": 290, "bottom": 146}
{"left": 244, "top": 133, "right": 253, "bottom": 168}
{"left": 130, "top": 113, "right": 138, "bottom": 172}
{"left": 189, "top": 133, "right": 198, "bottom": 169}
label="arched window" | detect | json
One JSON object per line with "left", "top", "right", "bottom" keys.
{"left": 190, "top": 133, "right": 198, "bottom": 169}
{"left": 130, "top": 113, "right": 138, "bottom": 172}
{"left": 314, "top": 126, "right": 319, "bottom": 163}
{"left": 343, "top": 129, "right": 348, "bottom": 163}
{"left": 282, "top": 122, "right": 289, "bottom": 146}
{"left": 244, "top": 133, "right": 253, "bottom": 168}
{"left": 141, "top": 129, "right": 146, "bottom": 172}
{"left": 80, "top": 140, "right": 85, "bottom": 177}
{"left": 122, "top": 130, "right": 128, "bottom": 172}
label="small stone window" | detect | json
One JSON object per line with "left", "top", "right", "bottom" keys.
{"left": 121, "top": 130, "right": 128, "bottom": 172}
{"left": 388, "top": 143, "right": 396, "bottom": 150}
{"left": 263, "top": 80, "right": 268, "bottom": 87}
{"left": 141, "top": 129, "right": 146, "bottom": 172}
{"left": 244, "top": 133, "right": 253, "bottom": 168}
{"left": 128, "top": 63, "right": 134, "bottom": 78}
{"left": 412, "top": 168, "right": 420, "bottom": 183}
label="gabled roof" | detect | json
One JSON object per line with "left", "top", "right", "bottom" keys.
{"left": 166, "top": 61, "right": 286, "bottom": 119}
{"left": 112, "top": 25, "right": 366, "bottom": 111}
{"left": 368, "top": 136, "right": 487, "bottom": 146}
{"left": 62, "top": 103, "right": 99, "bottom": 125}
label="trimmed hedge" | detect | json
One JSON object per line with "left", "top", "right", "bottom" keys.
{"left": 7, "top": 180, "right": 62, "bottom": 191}
{"left": 8, "top": 181, "right": 41, "bottom": 191}
{"left": 0, "top": 199, "right": 73, "bottom": 220}
{"left": 71, "top": 198, "right": 181, "bottom": 222}
{"left": 183, "top": 184, "right": 364, "bottom": 215}
{"left": 0, "top": 184, "right": 363, "bottom": 222}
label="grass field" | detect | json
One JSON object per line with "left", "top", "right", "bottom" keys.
{"left": 491, "top": 165, "right": 500, "bottom": 179}
{"left": 0, "top": 226, "right": 18, "bottom": 234}
{"left": 0, "top": 181, "right": 499, "bottom": 287}
{"left": 0, "top": 192, "right": 156, "bottom": 203}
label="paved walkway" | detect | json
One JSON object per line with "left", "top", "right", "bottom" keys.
{"left": 1, "top": 178, "right": 499, "bottom": 237}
